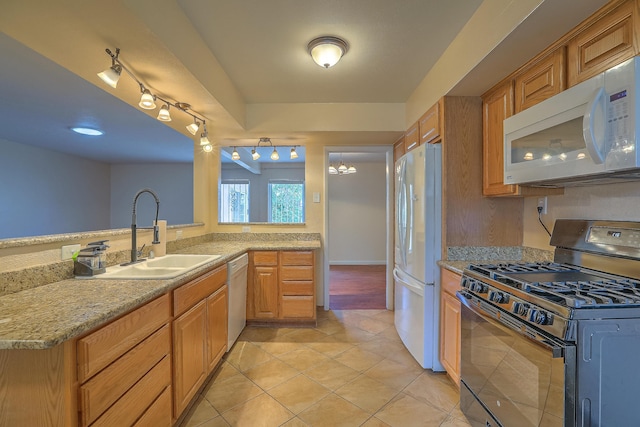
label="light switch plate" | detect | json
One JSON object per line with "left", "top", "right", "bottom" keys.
{"left": 61, "top": 244, "right": 81, "bottom": 260}
{"left": 176, "top": 230, "right": 183, "bottom": 240}
{"left": 242, "top": 226, "right": 251, "bottom": 232}
{"left": 313, "top": 192, "right": 321, "bottom": 203}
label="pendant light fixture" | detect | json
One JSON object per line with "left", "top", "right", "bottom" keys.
{"left": 329, "top": 154, "right": 357, "bottom": 176}
{"left": 307, "top": 36, "right": 349, "bottom": 68}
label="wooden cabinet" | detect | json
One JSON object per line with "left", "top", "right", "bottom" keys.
{"left": 514, "top": 47, "right": 566, "bottom": 113}
{"left": 280, "top": 251, "right": 315, "bottom": 320}
{"left": 439, "top": 267, "right": 462, "bottom": 386}
{"left": 248, "top": 250, "right": 316, "bottom": 323}
{"left": 393, "top": 135, "right": 405, "bottom": 163}
{"left": 567, "top": 0, "right": 637, "bottom": 86}
{"left": 77, "top": 293, "right": 172, "bottom": 427}
{"left": 172, "top": 265, "right": 228, "bottom": 418}
{"left": 404, "top": 121, "right": 420, "bottom": 152}
{"left": 419, "top": 99, "right": 442, "bottom": 144}
{"left": 250, "top": 251, "right": 279, "bottom": 319}
{"left": 482, "top": 81, "right": 517, "bottom": 197}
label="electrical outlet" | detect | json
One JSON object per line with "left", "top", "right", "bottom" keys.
{"left": 242, "top": 226, "right": 251, "bottom": 233}
{"left": 537, "top": 197, "right": 548, "bottom": 215}
{"left": 175, "top": 230, "right": 183, "bottom": 240}
{"left": 61, "top": 244, "right": 81, "bottom": 260}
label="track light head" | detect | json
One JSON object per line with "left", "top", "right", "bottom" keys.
{"left": 157, "top": 104, "right": 171, "bottom": 122}
{"left": 231, "top": 147, "right": 240, "bottom": 160}
{"left": 251, "top": 148, "right": 260, "bottom": 161}
{"left": 97, "top": 63, "right": 122, "bottom": 88}
{"left": 186, "top": 118, "right": 200, "bottom": 135}
{"left": 290, "top": 147, "right": 299, "bottom": 159}
{"left": 139, "top": 89, "right": 156, "bottom": 110}
{"left": 270, "top": 148, "right": 280, "bottom": 160}
{"left": 202, "top": 144, "right": 213, "bottom": 152}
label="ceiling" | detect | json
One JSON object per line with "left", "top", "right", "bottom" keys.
{"left": 0, "top": 0, "right": 610, "bottom": 163}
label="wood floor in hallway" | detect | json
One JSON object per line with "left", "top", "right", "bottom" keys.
{"left": 329, "top": 265, "right": 386, "bottom": 310}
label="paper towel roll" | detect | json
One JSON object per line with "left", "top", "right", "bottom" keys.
{"left": 153, "top": 220, "right": 167, "bottom": 257}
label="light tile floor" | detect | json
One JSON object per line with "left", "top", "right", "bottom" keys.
{"left": 178, "top": 309, "right": 471, "bottom": 427}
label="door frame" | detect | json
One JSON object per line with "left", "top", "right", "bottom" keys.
{"left": 323, "top": 145, "right": 394, "bottom": 310}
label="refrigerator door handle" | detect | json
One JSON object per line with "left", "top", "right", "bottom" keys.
{"left": 393, "top": 268, "right": 427, "bottom": 297}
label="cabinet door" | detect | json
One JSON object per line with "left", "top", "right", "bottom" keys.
{"left": 173, "top": 300, "right": 207, "bottom": 416}
{"left": 419, "top": 100, "right": 441, "bottom": 144}
{"left": 514, "top": 47, "right": 566, "bottom": 113}
{"left": 482, "top": 81, "right": 518, "bottom": 197}
{"left": 567, "top": 0, "right": 636, "bottom": 86}
{"left": 440, "top": 292, "right": 461, "bottom": 386}
{"left": 207, "top": 285, "right": 228, "bottom": 372}
{"left": 253, "top": 266, "right": 279, "bottom": 319}
{"left": 393, "top": 135, "right": 405, "bottom": 163}
{"left": 404, "top": 121, "right": 420, "bottom": 152}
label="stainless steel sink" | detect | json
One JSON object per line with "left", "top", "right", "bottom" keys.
{"left": 97, "top": 254, "right": 222, "bottom": 279}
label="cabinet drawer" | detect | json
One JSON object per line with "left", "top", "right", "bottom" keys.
{"left": 441, "top": 268, "right": 462, "bottom": 297}
{"left": 79, "top": 325, "right": 170, "bottom": 426}
{"left": 174, "top": 265, "right": 227, "bottom": 316}
{"left": 281, "top": 280, "right": 314, "bottom": 296}
{"left": 77, "top": 293, "right": 170, "bottom": 383}
{"left": 133, "top": 386, "right": 172, "bottom": 427}
{"left": 281, "top": 296, "right": 315, "bottom": 319}
{"left": 280, "top": 251, "right": 313, "bottom": 265}
{"left": 281, "top": 265, "right": 313, "bottom": 281}
{"left": 91, "top": 356, "right": 171, "bottom": 427}
{"left": 253, "top": 251, "right": 278, "bottom": 266}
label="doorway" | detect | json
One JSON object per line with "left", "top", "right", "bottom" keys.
{"left": 323, "top": 147, "right": 394, "bottom": 311}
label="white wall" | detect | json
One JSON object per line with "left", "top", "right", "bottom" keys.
{"left": 328, "top": 161, "right": 387, "bottom": 264}
{"left": 220, "top": 163, "right": 305, "bottom": 223}
{"left": 110, "top": 163, "right": 194, "bottom": 228}
{"left": 0, "top": 138, "right": 111, "bottom": 239}
{"left": 523, "top": 181, "right": 640, "bottom": 250}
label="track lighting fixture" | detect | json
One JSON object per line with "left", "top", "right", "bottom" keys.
{"left": 186, "top": 117, "right": 200, "bottom": 135}
{"left": 290, "top": 147, "right": 298, "bottom": 159}
{"left": 138, "top": 89, "right": 156, "bottom": 109}
{"left": 97, "top": 47, "right": 210, "bottom": 149}
{"left": 157, "top": 104, "right": 171, "bottom": 121}
{"left": 228, "top": 139, "right": 301, "bottom": 163}
{"left": 231, "top": 147, "right": 240, "bottom": 160}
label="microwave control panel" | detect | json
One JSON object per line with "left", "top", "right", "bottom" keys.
{"left": 608, "top": 88, "right": 631, "bottom": 142}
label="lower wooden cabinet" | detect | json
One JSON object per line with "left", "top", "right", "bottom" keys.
{"left": 172, "top": 266, "right": 228, "bottom": 418}
{"left": 439, "top": 267, "right": 462, "bottom": 386}
{"left": 248, "top": 250, "right": 316, "bottom": 322}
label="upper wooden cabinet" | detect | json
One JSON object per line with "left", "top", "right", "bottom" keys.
{"left": 567, "top": 0, "right": 638, "bottom": 86}
{"left": 419, "top": 99, "right": 442, "bottom": 144}
{"left": 514, "top": 47, "right": 566, "bottom": 113}
{"left": 404, "top": 121, "right": 420, "bottom": 152}
{"left": 482, "top": 81, "right": 517, "bottom": 197}
{"left": 393, "top": 135, "right": 405, "bottom": 163}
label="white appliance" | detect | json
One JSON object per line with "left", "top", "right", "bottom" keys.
{"left": 226, "top": 253, "right": 248, "bottom": 351}
{"left": 504, "top": 56, "right": 640, "bottom": 187}
{"left": 393, "top": 142, "right": 444, "bottom": 371}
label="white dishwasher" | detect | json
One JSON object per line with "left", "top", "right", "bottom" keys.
{"left": 227, "top": 253, "right": 248, "bottom": 351}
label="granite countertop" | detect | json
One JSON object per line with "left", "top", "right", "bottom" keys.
{"left": 0, "top": 239, "right": 320, "bottom": 350}
{"left": 438, "top": 246, "right": 555, "bottom": 275}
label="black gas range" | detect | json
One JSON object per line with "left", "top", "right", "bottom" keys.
{"left": 457, "top": 219, "right": 640, "bottom": 427}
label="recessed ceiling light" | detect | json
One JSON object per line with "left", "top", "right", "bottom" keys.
{"left": 71, "top": 127, "right": 104, "bottom": 136}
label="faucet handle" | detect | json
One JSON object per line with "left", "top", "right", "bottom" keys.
{"left": 137, "top": 243, "right": 146, "bottom": 257}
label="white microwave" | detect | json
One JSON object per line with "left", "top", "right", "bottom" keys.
{"left": 504, "top": 57, "right": 640, "bottom": 187}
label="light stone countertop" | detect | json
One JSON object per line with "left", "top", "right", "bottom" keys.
{"left": 0, "top": 239, "right": 320, "bottom": 350}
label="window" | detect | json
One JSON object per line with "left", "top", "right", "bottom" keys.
{"left": 268, "top": 180, "right": 304, "bottom": 223}
{"left": 219, "top": 180, "right": 249, "bottom": 223}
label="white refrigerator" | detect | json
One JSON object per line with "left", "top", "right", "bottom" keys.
{"left": 393, "top": 142, "right": 444, "bottom": 371}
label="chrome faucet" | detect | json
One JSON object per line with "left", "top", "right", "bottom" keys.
{"left": 124, "top": 188, "right": 160, "bottom": 265}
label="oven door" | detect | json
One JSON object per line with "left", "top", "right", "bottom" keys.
{"left": 457, "top": 291, "right": 575, "bottom": 427}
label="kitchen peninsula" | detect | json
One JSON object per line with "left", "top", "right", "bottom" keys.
{"left": 0, "top": 233, "right": 320, "bottom": 426}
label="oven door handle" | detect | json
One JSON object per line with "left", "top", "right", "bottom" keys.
{"left": 457, "top": 290, "right": 566, "bottom": 358}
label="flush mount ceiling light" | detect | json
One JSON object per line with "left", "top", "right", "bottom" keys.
{"left": 71, "top": 127, "right": 104, "bottom": 136}
{"left": 307, "top": 36, "right": 349, "bottom": 68}
{"left": 97, "top": 47, "right": 211, "bottom": 150}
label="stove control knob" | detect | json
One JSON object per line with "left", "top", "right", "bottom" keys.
{"left": 469, "top": 282, "right": 487, "bottom": 293}
{"left": 512, "top": 302, "right": 529, "bottom": 316}
{"left": 488, "top": 290, "right": 508, "bottom": 304}
{"left": 531, "top": 310, "right": 550, "bottom": 325}
{"left": 461, "top": 278, "right": 471, "bottom": 289}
